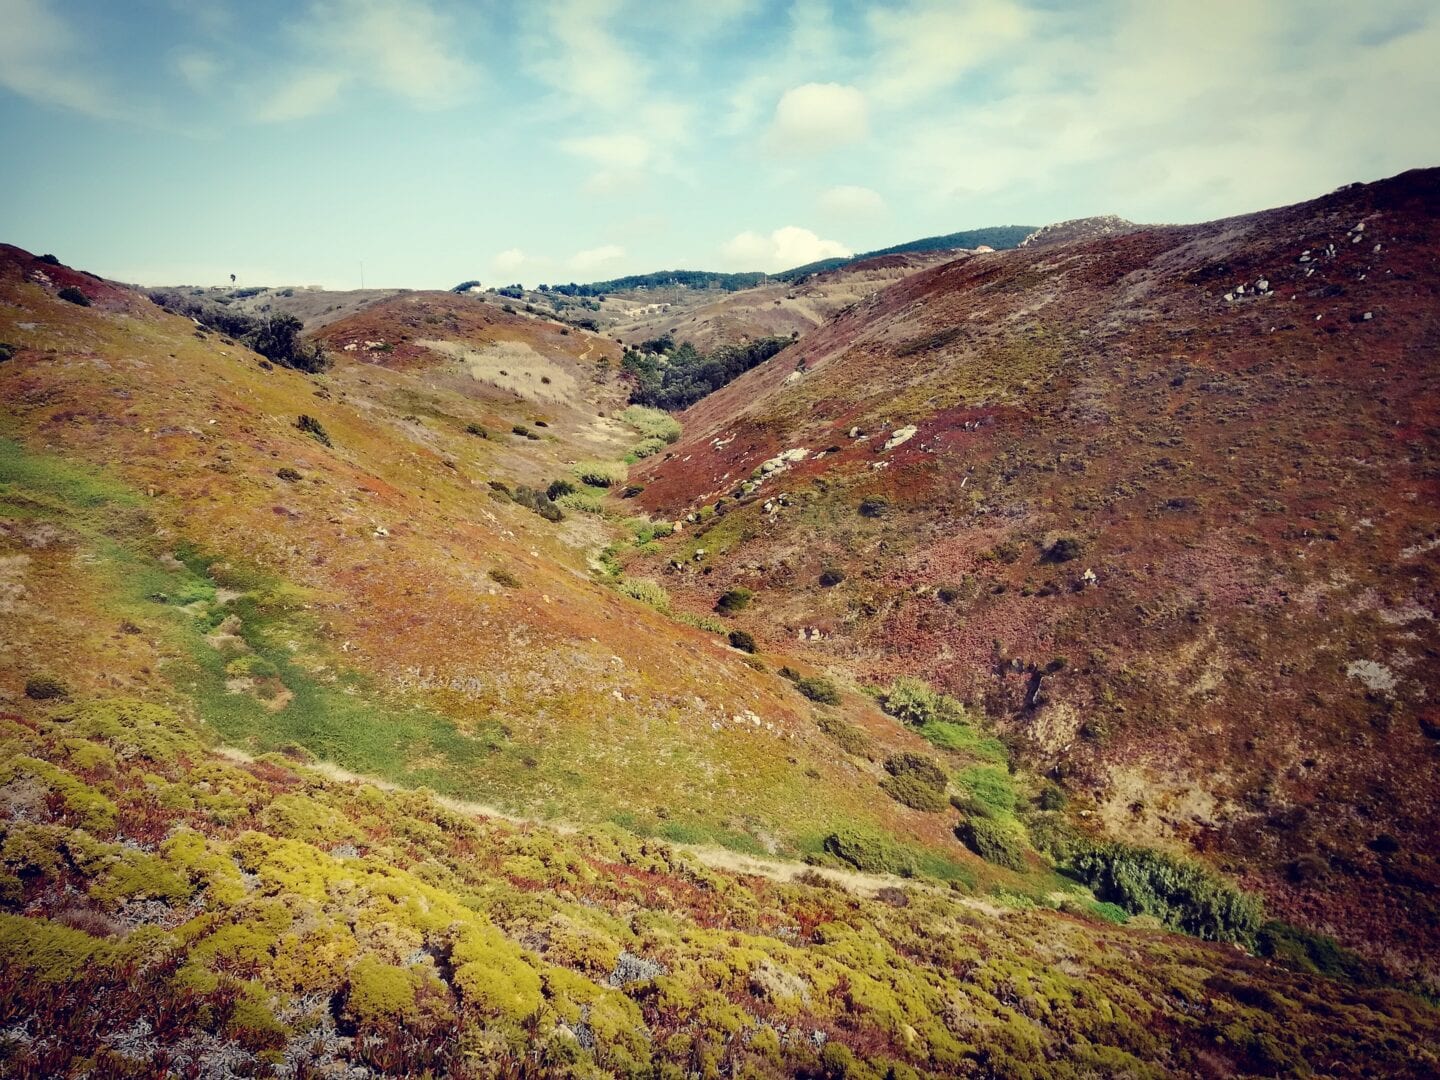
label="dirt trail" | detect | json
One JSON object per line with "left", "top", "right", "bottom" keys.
{"left": 213, "top": 746, "right": 1001, "bottom": 906}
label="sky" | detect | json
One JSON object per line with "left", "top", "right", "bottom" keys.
{"left": 2, "top": 0, "right": 1438, "bottom": 290}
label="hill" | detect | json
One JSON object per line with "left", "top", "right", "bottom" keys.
{"left": 776, "top": 225, "right": 1038, "bottom": 281}
{"left": 626, "top": 168, "right": 1440, "bottom": 983}
{"left": 2, "top": 174, "right": 1439, "bottom": 1075}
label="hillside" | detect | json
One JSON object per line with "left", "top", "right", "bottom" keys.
{"left": 777, "top": 225, "right": 1038, "bottom": 281}
{"left": 627, "top": 168, "right": 1440, "bottom": 982}
{"left": 2, "top": 171, "right": 1439, "bottom": 1076}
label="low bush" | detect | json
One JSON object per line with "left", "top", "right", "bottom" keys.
{"left": 818, "top": 567, "right": 845, "bottom": 587}
{"left": 488, "top": 568, "right": 522, "bottom": 589}
{"left": 715, "top": 588, "right": 753, "bottom": 614}
{"left": 511, "top": 485, "right": 564, "bottom": 522}
{"left": 296, "top": 415, "right": 332, "bottom": 446}
{"left": 884, "top": 752, "right": 948, "bottom": 789}
{"left": 880, "top": 773, "right": 948, "bottom": 812}
{"left": 1068, "top": 841, "right": 1263, "bottom": 944}
{"left": 276, "top": 468, "right": 301, "bottom": 482}
{"left": 955, "top": 764, "right": 1018, "bottom": 817}
{"left": 727, "top": 629, "right": 757, "bottom": 653}
{"left": 878, "top": 676, "right": 969, "bottom": 727}
{"left": 0, "top": 343, "right": 15, "bottom": 363}
{"left": 58, "top": 287, "right": 90, "bottom": 307}
{"left": 1044, "top": 536, "right": 1083, "bottom": 563}
{"left": 956, "top": 819, "right": 1027, "bottom": 870}
{"left": 823, "top": 828, "right": 916, "bottom": 876}
{"left": 620, "top": 405, "right": 681, "bottom": 444}
{"left": 858, "top": 496, "right": 889, "bottom": 518}
{"left": 575, "top": 461, "right": 626, "bottom": 488}
{"left": 616, "top": 578, "right": 669, "bottom": 611}
{"left": 794, "top": 675, "right": 839, "bottom": 705}
{"left": 815, "top": 713, "right": 874, "bottom": 759}
{"left": 465, "top": 423, "right": 488, "bottom": 438}
{"left": 248, "top": 313, "right": 328, "bottom": 372}
{"left": 25, "top": 676, "right": 70, "bottom": 701}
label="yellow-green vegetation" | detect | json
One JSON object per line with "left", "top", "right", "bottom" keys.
{"left": 0, "top": 700, "right": 1437, "bottom": 1077}
{"left": 620, "top": 404, "right": 682, "bottom": 444}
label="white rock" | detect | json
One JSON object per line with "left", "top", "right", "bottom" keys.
{"left": 883, "top": 425, "right": 918, "bottom": 451}
{"left": 1363, "top": 312, "right": 1373, "bottom": 321}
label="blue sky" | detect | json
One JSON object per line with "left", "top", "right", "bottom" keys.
{"left": 2, "top": 0, "right": 1438, "bottom": 288}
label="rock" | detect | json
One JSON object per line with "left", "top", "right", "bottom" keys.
{"left": 1257, "top": 278, "right": 1269, "bottom": 290}
{"left": 1363, "top": 312, "right": 1373, "bottom": 321}
{"left": 849, "top": 427, "right": 862, "bottom": 438}
{"left": 883, "top": 425, "right": 918, "bottom": 451}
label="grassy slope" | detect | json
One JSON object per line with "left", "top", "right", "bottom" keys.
{"left": 628, "top": 169, "right": 1440, "bottom": 982}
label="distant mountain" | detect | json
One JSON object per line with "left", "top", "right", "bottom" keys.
{"left": 775, "top": 224, "right": 1037, "bottom": 281}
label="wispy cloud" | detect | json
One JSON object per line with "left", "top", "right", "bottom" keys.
{"left": 570, "top": 244, "right": 626, "bottom": 272}
{"left": 254, "top": 0, "right": 479, "bottom": 122}
{"left": 0, "top": 0, "right": 131, "bottom": 120}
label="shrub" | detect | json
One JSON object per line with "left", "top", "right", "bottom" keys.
{"left": 465, "top": 423, "right": 488, "bottom": 438}
{"left": 858, "top": 496, "right": 889, "bottom": 518}
{"left": 715, "top": 588, "right": 753, "bottom": 614}
{"left": 25, "top": 676, "right": 69, "bottom": 700}
{"left": 936, "top": 583, "right": 963, "bottom": 603}
{"left": 795, "top": 675, "right": 839, "bottom": 705}
{"left": 511, "top": 424, "right": 538, "bottom": 439}
{"left": 823, "top": 827, "right": 916, "bottom": 876}
{"left": 816, "top": 713, "right": 874, "bottom": 758}
{"left": 884, "top": 752, "right": 948, "bottom": 789}
{"left": 0, "top": 343, "right": 15, "bottom": 363}
{"left": 620, "top": 405, "right": 682, "bottom": 444}
{"left": 38, "top": 253, "right": 62, "bottom": 265}
{"left": 628, "top": 436, "right": 668, "bottom": 459}
{"left": 58, "top": 286, "right": 90, "bottom": 306}
{"left": 296, "top": 415, "right": 332, "bottom": 446}
{"left": 488, "top": 568, "right": 521, "bottom": 589}
{"left": 576, "top": 461, "right": 627, "bottom": 488}
{"left": 1068, "top": 841, "right": 1264, "bottom": 944}
{"left": 727, "top": 629, "right": 757, "bottom": 653}
{"left": 957, "top": 819, "right": 1027, "bottom": 870}
{"left": 1037, "top": 783, "right": 1068, "bottom": 811}
{"left": 276, "top": 468, "right": 301, "bottom": 482}
{"left": 818, "top": 567, "right": 845, "bottom": 587}
{"left": 616, "top": 578, "right": 670, "bottom": 611}
{"left": 878, "top": 676, "right": 969, "bottom": 727}
{"left": 248, "top": 314, "right": 328, "bottom": 372}
{"left": 1044, "top": 536, "right": 1083, "bottom": 563}
{"left": 450, "top": 279, "right": 481, "bottom": 293}
{"left": 881, "top": 773, "right": 948, "bottom": 812}
{"left": 546, "top": 479, "right": 576, "bottom": 501}
{"left": 511, "top": 485, "right": 565, "bottom": 522}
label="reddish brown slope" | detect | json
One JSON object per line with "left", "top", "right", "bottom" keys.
{"left": 630, "top": 168, "right": 1440, "bottom": 976}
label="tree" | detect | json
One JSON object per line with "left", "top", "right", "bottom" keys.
{"left": 248, "top": 314, "right": 328, "bottom": 373}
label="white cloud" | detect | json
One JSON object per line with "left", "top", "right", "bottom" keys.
{"left": 523, "top": 0, "right": 637, "bottom": 111}
{"left": 173, "top": 48, "right": 223, "bottom": 91}
{"left": 255, "top": 69, "right": 346, "bottom": 123}
{"left": 493, "top": 249, "right": 528, "bottom": 272}
{"left": 866, "top": 0, "right": 1032, "bottom": 105}
{"left": 255, "top": 0, "right": 478, "bottom": 122}
{"left": 722, "top": 226, "right": 851, "bottom": 271}
{"left": 768, "top": 82, "right": 868, "bottom": 154}
{"left": 0, "top": 0, "right": 123, "bottom": 119}
{"left": 570, "top": 244, "right": 626, "bottom": 272}
{"left": 819, "top": 185, "right": 886, "bottom": 218}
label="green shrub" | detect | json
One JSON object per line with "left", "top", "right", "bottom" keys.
{"left": 816, "top": 713, "right": 873, "bottom": 758}
{"left": 58, "top": 286, "right": 91, "bottom": 306}
{"left": 823, "top": 827, "right": 916, "bottom": 876}
{"left": 465, "top": 423, "right": 488, "bottom": 438}
{"left": 0, "top": 343, "right": 15, "bottom": 363}
{"left": 620, "top": 405, "right": 682, "bottom": 444}
{"left": 818, "top": 567, "right": 845, "bottom": 587}
{"left": 616, "top": 577, "right": 670, "bottom": 611}
{"left": 488, "top": 567, "right": 521, "bottom": 589}
{"left": 511, "top": 485, "right": 565, "bottom": 522}
{"left": 1255, "top": 921, "right": 1383, "bottom": 985}
{"left": 883, "top": 752, "right": 947, "bottom": 790}
{"left": 511, "top": 424, "right": 537, "bottom": 439}
{"left": 878, "top": 676, "right": 968, "bottom": 727}
{"left": 1044, "top": 536, "right": 1083, "bottom": 563}
{"left": 1068, "top": 842, "right": 1264, "bottom": 944}
{"left": 629, "top": 436, "right": 668, "bottom": 459}
{"left": 576, "top": 461, "right": 626, "bottom": 488}
{"left": 793, "top": 675, "right": 839, "bottom": 705}
{"left": 949, "top": 793, "right": 993, "bottom": 819}
{"left": 546, "top": 479, "right": 576, "bottom": 501}
{"left": 25, "top": 676, "right": 69, "bottom": 701}
{"left": 296, "top": 415, "right": 332, "bottom": 447}
{"left": 957, "top": 819, "right": 1027, "bottom": 870}
{"left": 881, "top": 773, "right": 948, "bottom": 812}
{"left": 715, "top": 588, "right": 753, "bottom": 614}
{"left": 276, "top": 468, "right": 301, "bottom": 482}
{"left": 248, "top": 313, "right": 328, "bottom": 372}
{"left": 727, "top": 629, "right": 757, "bottom": 653}
{"left": 1037, "top": 783, "right": 1068, "bottom": 811}
{"left": 858, "top": 496, "right": 889, "bottom": 518}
